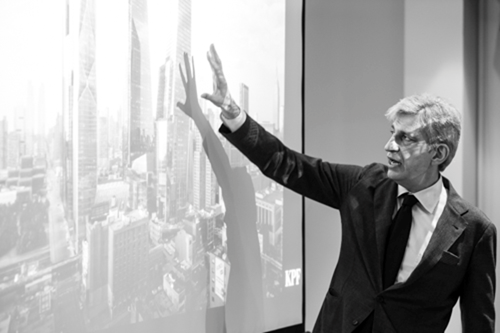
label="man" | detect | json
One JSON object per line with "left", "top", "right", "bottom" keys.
{"left": 198, "top": 44, "right": 496, "bottom": 332}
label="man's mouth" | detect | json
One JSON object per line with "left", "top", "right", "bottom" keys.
{"left": 387, "top": 156, "right": 401, "bottom": 167}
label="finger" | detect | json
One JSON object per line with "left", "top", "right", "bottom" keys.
{"left": 183, "top": 52, "right": 192, "bottom": 80}
{"left": 208, "top": 49, "right": 223, "bottom": 75}
{"left": 176, "top": 101, "right": 185, "bottom": 110}
{"left": 215, "top": 70, "right": 226, "bottom": 86}
{"left": 206, "top": 50, "right": 216, "bottom": 72}
{"left": 210, "top": 44, "right": 222, "bottom": 68}
{"left": 179, "top": 63, "right": 187, "bottom": 88}
{"left": 207, "top": 48, "right": 225, "bottom": 86}
{"left": 201, "top": 93, "right": 216, "bottom": 104}
{"left": 207, "top": 58, "right": 224, "bottom": 89}
{"left": 191, "top": 56, "right": 196, "bottom": 80}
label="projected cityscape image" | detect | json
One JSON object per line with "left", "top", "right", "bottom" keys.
{"left": 0, "top": 0, "right": 288, "bottom": 332}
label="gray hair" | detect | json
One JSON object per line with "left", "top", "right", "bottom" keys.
{"left": 385, "top": 94, "right": 461, "bottom": 171}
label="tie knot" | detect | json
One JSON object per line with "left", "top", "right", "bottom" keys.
{"left": 401, "top": 194, "right": 418, "bottom": 207}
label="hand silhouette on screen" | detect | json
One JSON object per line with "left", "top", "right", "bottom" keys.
{"left": 201, "top": 44, "right": 241, "bottom": 120}
{"left": 177, "top": 52, "right": 202, "bottom": 120}
{"left": 178, "top": 52, "right": 265, "bottom": 333}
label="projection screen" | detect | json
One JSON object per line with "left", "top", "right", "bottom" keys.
{"left": 0, "top": 0, "right": 303, "bottom": 332}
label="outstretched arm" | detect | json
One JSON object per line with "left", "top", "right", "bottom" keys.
{"left": 198, "top": 45, "right": 364, "bottom": 209}
{"left": 177, "top": 52, "right": 232, "bottom": 193}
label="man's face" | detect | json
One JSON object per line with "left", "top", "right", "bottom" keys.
{"left": 384, "top": 113, "right": 439, "bottom": 192}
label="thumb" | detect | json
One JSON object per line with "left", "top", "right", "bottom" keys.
{"left": 201, "top": 93, "right": 218, "bottom": 105}
{"left": 176, "top": 102, "right": 191, "bottom": 116}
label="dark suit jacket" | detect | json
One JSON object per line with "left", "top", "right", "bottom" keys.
{"left": 220, "top": 115, "right": 496, "bottom": 333}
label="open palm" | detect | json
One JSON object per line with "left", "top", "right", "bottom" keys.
{"left": 177, "top": 52, "right": 201, "bottom": 119}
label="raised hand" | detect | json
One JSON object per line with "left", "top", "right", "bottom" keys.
{"left": 177, "top": 52, "right": 201, "bottom": 119}
{"left": 201, "top": 44, "right": 241, "bottom": 119}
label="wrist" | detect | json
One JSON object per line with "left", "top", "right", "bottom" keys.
{"left": 220, "top": 90, "right": 240, "bottom": 119}
{"left": 220, "top": 109, "right": 246, "bottom": 132}
{"left": 222, "top": 100, "right": 241, "bottom": 119}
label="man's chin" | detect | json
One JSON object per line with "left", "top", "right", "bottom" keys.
{"left": 386, "top": 168, "right": 401, "bottom": 181}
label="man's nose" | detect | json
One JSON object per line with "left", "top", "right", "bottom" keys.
{"left": 384, "top": 135, "right": 398, "bottom": 152}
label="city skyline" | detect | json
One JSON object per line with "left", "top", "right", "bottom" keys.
{"left": 0, "top": 1, "right": 289, "bottom": 332}
{"left": 0, "top": 0, "right": 285, "bottom": 133}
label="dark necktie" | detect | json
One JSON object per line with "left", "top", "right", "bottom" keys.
{"left": 383, "top": 194, "right": 418, "bottom": 289}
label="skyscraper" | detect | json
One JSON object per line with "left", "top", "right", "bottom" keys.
{"left": 192, "top": 132, "right": 204, "bottom": 211}
{"left": 156, "top": 57, "right": 170, "bottom": 120}
{"left": 34, "top": 84, "right": 47, "bottom": 157}
{"left": 0, "top": 117, "right": 7, "bottom": 169}
{"left": 37, "top": 84, "right": 46, "bottom": 137}
{"left": 164, "top": 0, "right": 192, "bottom": 218}
{"left": 155, "top": 58, "right": 171, "bottom": 222}
{"left": 98, "top": 115, "right": 109, "bottom": 169}
{"left": 192, "top": 109, "right": 218, "bottom": 212}
{"left": 63, "top": 0, "right": 98, "bottom": 252}
{"left": 108, "top": 211, "right": 149, "bottom": 317}
{"left": 7, "top": 127, "right": 21, "bottom": 169}
{"left": 85, "top": 220, "right": 109, "bottom": 322}
{"left": 155, "top": 118, "right": 168, "bottom": 220}
{"left": 25, "top": 82, "right": 35, "bottom": 155}
{"left": 127, "top": 0, "right": 154, "bottom": 165}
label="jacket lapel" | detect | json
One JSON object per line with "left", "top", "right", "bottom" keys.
{"left": 394, "top": 178, "right": 468, "bottom": 287}
{"left": 347, "top": 175, "right": 398, "bottom": 291}
{"left": 373, "top": 179, "right": 398, "bottom": 288}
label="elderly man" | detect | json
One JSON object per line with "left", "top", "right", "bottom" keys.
{"left": 195, "top": 45, "right": 496, "bottom": 333}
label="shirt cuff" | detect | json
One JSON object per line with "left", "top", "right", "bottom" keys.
{"left": 220, "top": 111, "right": 247, "bottom": 133}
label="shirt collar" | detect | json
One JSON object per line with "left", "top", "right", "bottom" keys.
{"left": 397, "top": 176, "right": 443, "bottom": 214}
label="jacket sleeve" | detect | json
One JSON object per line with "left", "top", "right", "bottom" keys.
{"left": 220, "top": 113, "right": 364, "bottom": 209}
{"left": 460, "top": 222, "right": 496, "bottom": 332}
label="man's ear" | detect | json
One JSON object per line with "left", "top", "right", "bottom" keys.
{"left": 431, "top": 144, "right": 449, "bottom": 166}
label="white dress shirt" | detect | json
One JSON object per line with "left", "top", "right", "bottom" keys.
{"left": 221, "top": 110, "right": 247, "bottom": 132}
{"left": 395, "top": 177, "right": 447, "bottom": 283}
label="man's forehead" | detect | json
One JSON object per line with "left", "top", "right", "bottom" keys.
{"left": 391, "top": 114, "right": 425, "bottom": 134}
{"left": 393, "top": 113, "right": 421, "bottom": 125}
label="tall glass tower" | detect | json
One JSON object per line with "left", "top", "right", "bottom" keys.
{"left": 127, "top": 0, "right": 154, "bottom": 165}
{"left": 164, "top": 0, "right": 192, "bottom": 219}
{"left": 63, "top": 0, "right": 98, "bottom": 252}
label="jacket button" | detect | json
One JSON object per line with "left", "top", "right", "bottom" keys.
{"left": 376, "top": 295, "right": 385, "bottom": 304}
{"left": 352, "top": 319, "right": 359, "bottom": 326}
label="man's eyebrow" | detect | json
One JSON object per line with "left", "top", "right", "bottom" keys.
{"left": 392, "top": 127, "right": 419, "bottom": 139}
{"left": 401, "top": 129, "right": 420, "bottom": 139}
